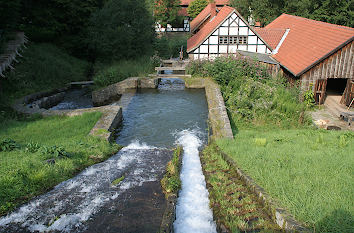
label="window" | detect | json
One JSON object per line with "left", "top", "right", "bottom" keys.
{"left": 218, "top": 36, "right": 248, "bottom": 45}
{"left": 219, "top": 36, "right": 228, "bottom": 44}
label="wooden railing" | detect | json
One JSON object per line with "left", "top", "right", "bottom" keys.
{"left": 0, "top": 32, "right": 28, "bottom": 77}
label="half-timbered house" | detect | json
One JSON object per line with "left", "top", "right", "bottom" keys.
{"left": 187, "top": 6, "right": 273, "bottom": 60}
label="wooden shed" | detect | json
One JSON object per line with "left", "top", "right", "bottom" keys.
{"left": 262, "top": 14, "right": 354, "bottom": 106}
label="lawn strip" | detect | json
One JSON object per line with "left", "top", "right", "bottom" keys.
{"left": 201, "top": 144, "right": 281, "bottom": 232}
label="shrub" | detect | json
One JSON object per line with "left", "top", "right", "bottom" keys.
{"left": 187, "top": 55, "right": 310, "bottom": 128}
{"left": 93, "top": 56, "right": 159, "bottom": 88}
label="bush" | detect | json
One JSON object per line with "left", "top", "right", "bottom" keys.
{"left": 93, "top": 56, "right": 160, "bottom": 88}
{"left": 187, "top": 55, "right": 309, "bottom": 128}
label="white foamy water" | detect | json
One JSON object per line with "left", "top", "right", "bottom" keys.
{"left": 0, "top": 142, "right": 168, "bottom": 232}
{"left": 174, "top": 130, "right": 217, "bottom": 233}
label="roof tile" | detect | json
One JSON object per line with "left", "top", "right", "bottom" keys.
{"left": 190, "top": 4, "right": 213, "bottom": 32}
{"left": 187, "top": 6, "right": 235, "bottom": 52}
{"left": 254, "top": 28, "right": 286, "bottom": 50}
{"left": 266, "top": 14, "right": 354, "bottom": 76}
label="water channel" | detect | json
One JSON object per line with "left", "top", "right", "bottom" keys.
{"left": 0, "top": 78, "right": 216, "bottom": 232}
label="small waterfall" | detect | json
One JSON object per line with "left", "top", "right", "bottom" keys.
{"left": 174, "top": 130, "right": 217, "bottom": 233}
{"left": 158, "top": 78, "right": 185, "bottom": 90}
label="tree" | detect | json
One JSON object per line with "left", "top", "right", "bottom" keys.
{"left": 230, "top": 0, "right": 354, "bottom": 27}
{"left": 87, "top": 0, "right": 155, "bottom": 61}
{"left": 154, "top": 0, "right": 181, "bottom": 27}
{"left": 187, "top": 0, "right": 209, "bottom": 18}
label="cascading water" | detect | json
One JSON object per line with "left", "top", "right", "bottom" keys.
{"left": 0, "top": 78, "right": 212, "bottom": 233}
{"left": 174, "top": 130, "right": 217, "bottom": 233}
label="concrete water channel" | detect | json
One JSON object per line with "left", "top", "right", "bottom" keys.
{"left": 0, "top": 78, "right": 218, "bottom": 232}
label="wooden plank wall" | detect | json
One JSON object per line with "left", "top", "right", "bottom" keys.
{"left": 300, "top": 41, "right": 354, "bottom": 91}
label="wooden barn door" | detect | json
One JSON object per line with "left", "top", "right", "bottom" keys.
{"left": 341, "top": 79, "right": 354, "bottom": 107}
{"left": 314, "top": 79, "right": 327, "bottom": 104}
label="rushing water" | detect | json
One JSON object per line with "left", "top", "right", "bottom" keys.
{"left": 0, "top": 78, "right": 214, "bottom": 233}
{"left": 174, "top": 130, "right": 217, "bottom": 233}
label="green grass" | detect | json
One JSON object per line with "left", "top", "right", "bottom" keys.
{"left": 216, "top": 129, "right": 354, "bottom": 232}
{"left": 161, "top": 147, "right": 181, "bottom": 197}
{"left": 0, "top": 43, "right": 89, "bottom": 105}
{"left": 0, "top": 112, "right": 120, "bottom": 216}
{"left": 202, "top": 144, "right": 281, "bottom": 232}
{"left": 93, "top": 56, "right": 159, "bottom": 88}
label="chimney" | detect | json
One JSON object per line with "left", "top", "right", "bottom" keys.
{"left": 255, "top": 22, "right": 261, "bottom": 27}
{"left": 210, "top": 3, "right": 217, "bottom": 18}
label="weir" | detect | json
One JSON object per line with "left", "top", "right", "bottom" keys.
{"left": 0, "top": 78, "right": 216, "bottom": 232}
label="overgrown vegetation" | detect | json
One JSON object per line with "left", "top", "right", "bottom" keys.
{"left": 93, "top": 56, "right": 159, "bottom": 88}
{"left": 187, "top": 55, "right": 311, "bottom": 130}
{"left": 217, "top": 129, "right": 354, "bottom": 232}
{"left": 161, "top": 147, "right": 181, "bottom": 197}
{"left": 0, "top": 112, "right": 121, "bottom": 216}
{"left": 202, "top": 144, "right": 281, "bottom": 232}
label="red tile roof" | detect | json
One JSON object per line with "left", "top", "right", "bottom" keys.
{"left": 187, "top": 6, "right": 235, "bottom": 53}
{"left": 266, "top": 14, "right": 354, "bottom": 76}
{"left": 254, "top": 28, "right": 286, "bottom": 50}
{"left": 180, "top": 0, "right": 229, "bottom": 6}
{"left": 190, "top": 4, "right": 213, "bottom": 32}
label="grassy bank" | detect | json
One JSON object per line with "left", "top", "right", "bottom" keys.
{"left": 202, "top": 144, "right": 280, "bottom": 232}
{"left": 0, "top": 43, "right": 89, "bottom": 106}
{"left": 0, "top": 112, "right": 120, "bottom": 216}
{"left": 217, "top": 129, "right": 354, "bottom": 232}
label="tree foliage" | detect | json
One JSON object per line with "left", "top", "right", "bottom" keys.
{"left": 87, "top": 0, "right": 155, "bottom": 61}
{"left": 187, "top": 0, "right": 209, "bottom": 18}
{"left": 230, "top": 0, "right": 354, "bottom": 27}
{"left": 154, "top": 0, "right": 182, "bottom": 27}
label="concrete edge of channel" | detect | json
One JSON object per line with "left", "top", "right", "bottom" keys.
{"left": 214, "top": 145, "right": 310, "bottom": 232}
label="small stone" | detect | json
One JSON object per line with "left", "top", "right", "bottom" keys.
{"left": 46, "top": 159, "right": 56, "bottom": 165}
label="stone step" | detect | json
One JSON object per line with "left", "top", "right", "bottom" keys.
{"left": 155, "top": 67, "right": 186, "bottom": 71}
{"left": 149, "top": 74, "right": 192, "bottom": 78}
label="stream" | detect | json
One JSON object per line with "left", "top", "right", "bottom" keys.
{"left": 0, "top": 78, "right": 216, "bottom": 232}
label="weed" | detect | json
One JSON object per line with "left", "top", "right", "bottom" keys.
{"left": 0, "top": 139, "right": 20, "bottom": 152}
{"left": 24, "top": 142, "right": 41, "bottom": 153}
{"left": 161, "top": 147, "right": 181, "bottom": 196}
{"left": 111, "top": 175, "right": 125, "bottom": 186}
